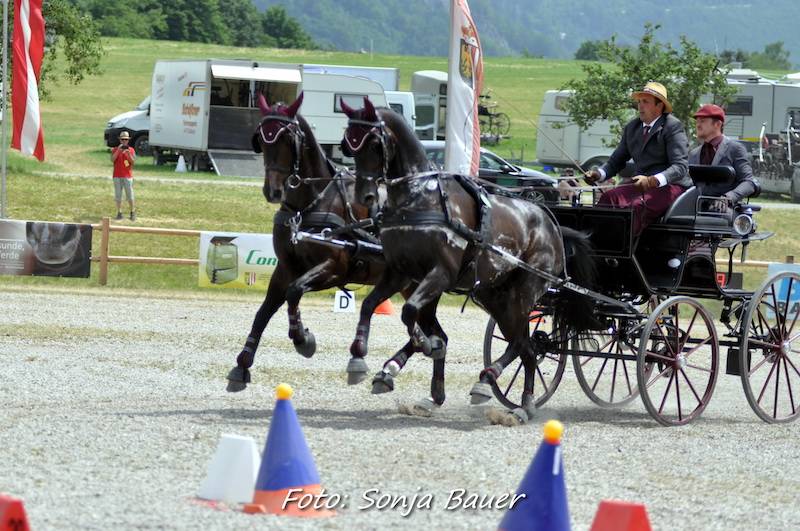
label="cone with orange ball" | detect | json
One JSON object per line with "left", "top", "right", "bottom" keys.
{"left": 498, "top": 420, "right": 570, "bottom": 531}
{"left": 243, "top": 384, "right": 335, "bottom": 518}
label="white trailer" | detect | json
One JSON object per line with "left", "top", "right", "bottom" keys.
{"left": 149, "top": 59, "right": 387, "bottom": 176}
{"left": 302, "top": 64, "right": 399, "bottom": 91}
{"left": 412, "top": 70, "right": 448, "bottom": 141}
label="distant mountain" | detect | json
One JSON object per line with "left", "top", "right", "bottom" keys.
{"left": 253, "top": 0, "right": 800, "bottom": 66}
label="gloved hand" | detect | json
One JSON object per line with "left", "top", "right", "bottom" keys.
{"left": 632, "top": 175, "right": 659, "bottom": 191}
{"left": 584, "top": 169, "right": 602, "bottom": 185}
{"left": 558, "top": 178, "right": 580, "bottom": 200}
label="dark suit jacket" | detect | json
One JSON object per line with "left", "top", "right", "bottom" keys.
{"left": 601, "top": 113, "right": 691, "bottom": 188}
{"left": 688, "top": 135, "right": 757, "bottom": 202}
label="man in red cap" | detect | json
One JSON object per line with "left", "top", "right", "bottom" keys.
{"left": 690, "top": 103, "right": 757, "bottom": 211}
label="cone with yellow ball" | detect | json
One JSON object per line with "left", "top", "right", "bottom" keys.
{"left": 498, "top": 420, "right": 570, "bottom": 531}
{"left": 243, "top": 384, "right": 335, "bottom": 518}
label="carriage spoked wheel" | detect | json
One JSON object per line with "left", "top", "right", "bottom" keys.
{"left": 739, "top": 271, "right": 800, "bottom": 423}
{"left": 482, "top": 312, "right": 567, "bottom": 409}
{"left": 572, "top": 317, "right": 647, "bottom": 407}
{"left": 636, "top": 296, "right": 719, "bottom": 426}
{"left": 493, "top": 112, "right": 511, "bottom": 136}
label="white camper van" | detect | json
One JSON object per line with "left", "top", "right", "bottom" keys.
{"left": 302, "top": 64, "right": 399, "bottom": 91}
{"left": 535, "top": 90, "right": 618, "bottom": 170}
{"left": 412, "top": 70, "right": 448, "bottom": 140}
{"left": 722, "top": 70, "right": 800, "bottom": 140}
{"left": 385, "top": 90, "right": 416, "bottom": 130}
{"left": 149, "top": 59, "right": 387, "bottom": 176}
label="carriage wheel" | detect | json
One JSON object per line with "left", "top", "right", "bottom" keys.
{"left": 493, "top": 112, "right": 511, "bottom": 136}
{"left": 637, "top": 296, "right": 719, "bottom": 426}
{"left": 482, "top": 313, "right": 567, "bottom": 409}
{"left": 739, "top": 271, "right": 800, "bottom": 423}
{"left": 572, "top": 316, "right": 645, "bottom": 407}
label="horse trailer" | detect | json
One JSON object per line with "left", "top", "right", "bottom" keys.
{"left": 148, "top": 59, "right": 387, "bottom": 176}
{"left": 412, "top": 70, "right": 448, "bottom": 141}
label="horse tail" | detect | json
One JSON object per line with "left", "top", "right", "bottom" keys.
{"left": 555, "top": 226, "right": 599, "bottom": 334}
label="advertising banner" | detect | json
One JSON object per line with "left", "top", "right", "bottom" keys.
{"left": 0, "top": 220, "right": 92, "bottom": 278}
{"left": 766, "top": 263, "right": 800, "bottom": 319}
{"left": 199, "top": 231, "right": 277, "bottom": 289}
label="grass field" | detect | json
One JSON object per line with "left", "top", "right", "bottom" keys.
{"left": 0, "top": 37, "right": 797, "bottom": 295}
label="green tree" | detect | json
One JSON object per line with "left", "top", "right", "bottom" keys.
{"left": 218, "top": 0, "right": 265, "bottom": 48}
{"left": 78, "top": 0, "right": 166, "bottom": 39}
{"left": 563, "top": 24, "right": 735, "bottom": 139}
{"left": 747, "top": 41, "right": 791, "bottom": 70}
{"left": 38, "top": 0, "right": 104, "bottom": 99}
{"left": 262, "top": 5, "right": 316, "bottom": 49}
{"left": 153, "top": 0, "right": 230, "bottom": 44}
{"left": 574, "top": 40, "right": 602, "bottom": 61}
{"left": 719, "top": 49, "right": 750, "bottom": 67}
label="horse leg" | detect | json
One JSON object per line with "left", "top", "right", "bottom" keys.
{"left": 469, "top": 296, "right": 530, "bottom": 404}
{"left": 285, "top": 259, "right": 343, "bottom": 358}
{"left": 226, "top": 264, "right": 291, "bottom": 392}
{"left": 401, "top": 266, "right": 451, "bottom": 357}
{"left": 348, "top": 269, "right": 407, "bottom": 384}
{"left": 371, "top": 298, "right": 447, "bottom": 401}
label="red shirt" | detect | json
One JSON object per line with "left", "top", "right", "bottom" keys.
{"left": 113, "top": 147, "right": 136, "bottom": 178}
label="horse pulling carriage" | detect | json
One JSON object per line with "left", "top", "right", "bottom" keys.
{"left": 231, "top": 93, "right": 799, "bottom": 427}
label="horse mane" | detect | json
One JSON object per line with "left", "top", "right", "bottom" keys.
{"left": 376, "top": 107, "right": 433, "bottom": 174}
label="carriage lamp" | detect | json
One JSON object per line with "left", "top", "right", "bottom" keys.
{"left": 733, "top": 211, "right": 756, "bottom": 236}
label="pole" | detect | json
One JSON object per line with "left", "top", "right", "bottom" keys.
{"left": 0, "top": 0, "right": 9, "bottom": 219}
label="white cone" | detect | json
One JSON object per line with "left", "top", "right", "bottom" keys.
{"left": 198, "top": 434, "right": 260, "bottom": 504}
{"left": 175, "top": 154, "right": 187, "bottom": 173}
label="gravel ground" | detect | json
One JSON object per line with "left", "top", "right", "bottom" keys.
{"left": 1, "top": 287, "right": 799, "bottom": 530}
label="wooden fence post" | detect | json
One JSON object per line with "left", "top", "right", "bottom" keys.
{"left": 787, "top": 255, "right": 795, "bottom": 264}
{"left": 99, "top": 217, "right": 110, "bottom": 286}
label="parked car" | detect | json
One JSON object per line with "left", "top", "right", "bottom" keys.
{"left": 421, "top": 140, "right": 559, "bottom": 202}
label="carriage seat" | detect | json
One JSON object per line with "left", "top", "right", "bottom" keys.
{"left": 658, "top": 165, "right": 737, "bottom": 228}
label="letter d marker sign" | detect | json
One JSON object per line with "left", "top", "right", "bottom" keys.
{"left": 334, "top": 290, "right": 355, "bottom": 313}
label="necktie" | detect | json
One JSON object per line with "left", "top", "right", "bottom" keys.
{"left": 643, "top": 125, "right": 651, "bottom": 139}
{"left": 701, "top": 142, "right": 714, "bottom": 165}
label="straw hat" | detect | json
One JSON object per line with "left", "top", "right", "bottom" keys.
{"left": 119, "top": 131, "right": 131, "bottom": 140}
{"left": 631, "top": 82, "right": 672, "bottom": 114}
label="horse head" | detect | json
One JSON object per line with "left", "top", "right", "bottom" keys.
{"left": 341, "top": 96, "right": 431, "bottom": 208}
{"left": 252, "top": 92, "right": 305, "bottom": 203}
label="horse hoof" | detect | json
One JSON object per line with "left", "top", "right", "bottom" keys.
{"left": 429, "top": 335, "right": 446, "bottom": 360}
{"left": 371, "top": 372, "right": 394, "bottom": 394}
{"left": 412, "top": 397, "right": 439, "bottom": 417}
{"left": 226, "top": 366, "right": 251, "bottom": 393}
{"left": 347, "top": 357, "right": 368, "bottom": 385}
{"left": 294, "top": 330, "right": 316, "bottom": 359}
{"left": 469, "top": 382, "right": 493, "bottom": 405}
{"left": 510, "top": 407, "right": 530, "bottom": 424}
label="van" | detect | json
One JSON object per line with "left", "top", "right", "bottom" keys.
{"left": 412, "top": 70, "right": 448, "bottom": 140}
{"left": 104, "top": 96, "right": 152, "bottom": 155}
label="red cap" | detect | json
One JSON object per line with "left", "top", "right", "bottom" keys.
{"left": 694, "top": 104, "right": 725, "bottom": 123}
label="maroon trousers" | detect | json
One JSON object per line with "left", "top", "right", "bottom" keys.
{"left": 598, "top": 183, "right": 686, "bottom": 235}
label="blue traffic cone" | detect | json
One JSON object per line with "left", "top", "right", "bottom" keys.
{"left": 499, "top": 420, "right": 570, "bottom": 531}
{"left": 243, "top": 384, "right": 334, "bottom": 518}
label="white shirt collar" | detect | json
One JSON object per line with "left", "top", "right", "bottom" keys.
{"left": 643, "top": 116, "right": 660, "bottom": 129}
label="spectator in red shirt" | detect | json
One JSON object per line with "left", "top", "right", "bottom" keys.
{"left": 111, "top": 131, "right": 137, "bottom": 221}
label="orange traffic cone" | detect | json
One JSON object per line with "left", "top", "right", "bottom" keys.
{"left": 373, "top": 299, "right": 395, "bottom": 315}
{"left": 0, "top": 493, "right": 30, "bottom": 531}
{"left": 243, "top": 384, "right": 335, "bottom": 518}
{"left": 590, "top": 500, "right": 652, "bottom": 531}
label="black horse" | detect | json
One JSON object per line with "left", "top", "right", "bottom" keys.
{"left": 226, "top": 93, "right": 384, "bottom": 391}
{"left": 226, "top": 93, "right": 444, "bottom": 393}
{"left": 341, "top": 97, "right": 596, "bottom": 422}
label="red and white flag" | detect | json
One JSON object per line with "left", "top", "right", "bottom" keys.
{"left": 444, "top": 0, "right": 483, "bottom": 176}
{"left": 11, "top": 0, "right": 46, "bottom": 161}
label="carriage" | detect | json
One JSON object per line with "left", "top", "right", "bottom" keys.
{"left": 241, "top": 95, "right": 798, "bottom": 428}
{"left": 483, "top": 164, "right": 800, "bottom": 426}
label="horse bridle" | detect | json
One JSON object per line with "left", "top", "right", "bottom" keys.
{"left": 344, "top": 118, "right": 391, "bottom": 183}
{"left": 256, "top": 114, "right": 306, "bottom": 188}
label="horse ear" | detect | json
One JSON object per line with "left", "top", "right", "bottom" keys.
{"left": 251, "top": 133, "right": 262, "bottom": 153}
{"left": 257, "top": 93, "right": 270, "bottom": 115}
{"left": 363, "top": 97, "right": 377, "bottom": 121}
{"left": 340, "top": 97, "right": 356, "bottom": 118}
{"left": 286, "top": 91, "right": 304, "bottom": 118}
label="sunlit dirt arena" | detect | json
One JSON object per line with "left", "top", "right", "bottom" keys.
{"left": 1, "top": 288, "right": 798, "bottom": 530}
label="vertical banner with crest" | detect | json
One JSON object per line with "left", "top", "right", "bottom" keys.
{"left": 444, "top": 0, "right": 484, "bottom": 176}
